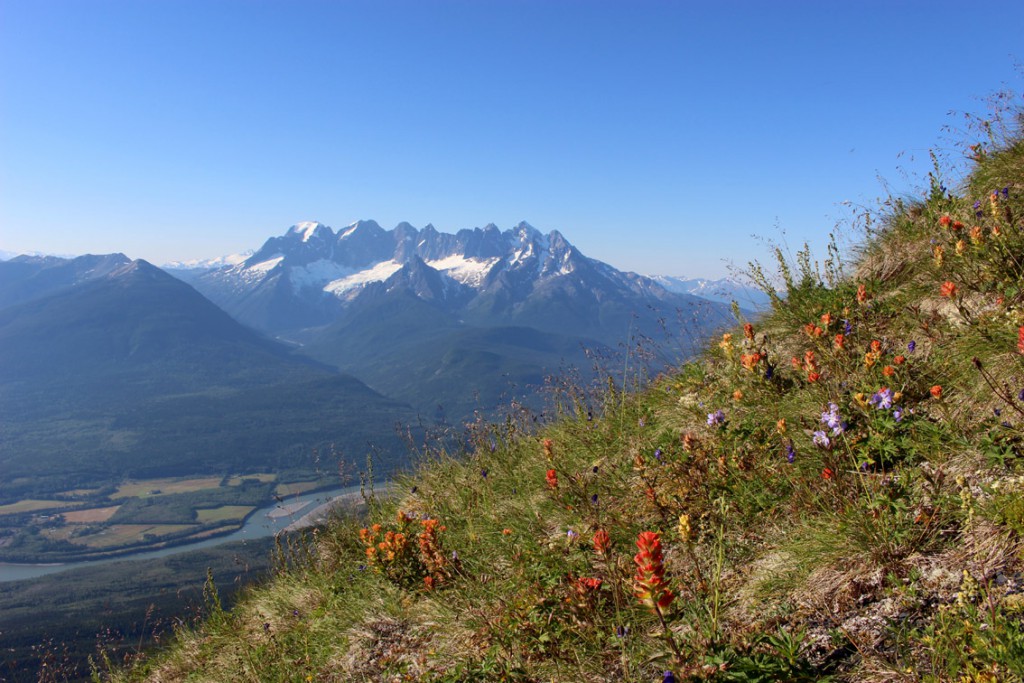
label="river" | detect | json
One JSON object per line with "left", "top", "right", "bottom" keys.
{"left": 0, "top": 483, "right": 367, "bottom": 583}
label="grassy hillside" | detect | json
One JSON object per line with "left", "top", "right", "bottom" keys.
{"left": 104, "top": 100, "right": 1024, "bottom": 682}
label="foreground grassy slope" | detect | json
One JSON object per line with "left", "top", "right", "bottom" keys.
{"left": 109, "top": 103, "right": 1024, "bottom": 682}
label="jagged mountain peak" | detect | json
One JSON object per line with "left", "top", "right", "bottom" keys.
{"left": 287, "top": 221, "right": 333, "bottom": 242}
{"left": 178, "top": 220, "right": 733, "bottom": 337}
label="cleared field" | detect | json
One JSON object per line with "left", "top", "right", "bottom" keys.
{"left": 71, "top": 524, "right": 197, "bottom": 548}
{"left": 0, "top": 499, "right": 75, "bottom": 515}
{"left": 112, "top": 477, "right": 223, "bottom": 499}
{"left": 274, "top": 481, "right": 321, "bottom": 497}
{"left": 226, "top": 473, "right": 276, "bottom": 486}
{"left": 196, "top": 505, "right": 255, "bottom": 524}
{"left": 63, "top": 505, "right": 121, "bottom": 523}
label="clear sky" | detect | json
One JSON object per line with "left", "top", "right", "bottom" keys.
{"left": 1, "top": 1, "right": 1021, "bottom": 278}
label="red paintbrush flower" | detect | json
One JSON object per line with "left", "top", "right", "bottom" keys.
{"left": 546, "top": 468, "right": 558, "bottom": 489}
{"left": 633, "top": 531, "right": 674, "bottom": 610}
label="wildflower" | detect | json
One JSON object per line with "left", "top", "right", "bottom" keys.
{"left": 480, "top": 468, "right": 488, "bottom": 479}
{"left": 883, "top": 365, "right": 895, "bottom": 377}
{"left": 638, "top": 418, "right": 645, "bottom": 427}
{"left": 857, "top": 283, "right": 869, "bottom": 304}
{"left": 576, "top": 576, "right": 602, "bottom": 593}
{"left": 930, "top": 385, "right": 943, "bottom": 399}
{"left": 853, "top": 392, "right": 868, "bottom": 408}
{"left": 807, "top": 371, "right": 821, "bottom": 383}
{"left": 664, "top": 672, "right": 677, "bottom": 683}
{"left": 566, "top": 529, "right": 579, "bottom": 542}
{"left": 681, "top": 432, "right": 697, "bottom": 451}
{"left": 791, "top": 356, "right": 802, "bottom": 370}
{"left": 423, "top": 576, "right": 435, "bottom": 590}
{"left": 894, "top": 355, "right": 906, "bottom": 365}
{"left": 864, "top": 352, "right": 879, "bottom": 369}
{"left": 740, "top": 352, "right": 762, "bottom": 371}
{"left": 939, "top": 214, "right": 951, "bottom": 227}
{"left": 992, "top": 224, "right": 1002, "bottom": 237}
{"left": 719, "top": 333, "right": 734, "bottom": 353}
{"left": 870, "top": 339, "right": 882, "bottom": 353}
{"left": 821, "top": 312, "right": 834, "bottom": 327}
{"left": 821, "top": 403, "right": 845, "bottom": 435}
{"left": 653, "top": 448, "right": 662, "bottom": 461}
{"left": 786, "top": 444, "right": 796, "bottom": 463}
{"left": 546, "top": 469, "right": 558, "bottom": 489}
{"left": 812, "top": 430, "right": 831, "bottom": 448}
{"left": 743, "top": 322, "right": 755, "bottom": 340}
{"left": 633, "top": 531, "right": 675, "bottom": 610}
{"left": 732, "top": 389, "right": 743, "bottom": 401}
{"left": 764, "top": 364, "right": 775, "bottom": 380}
{"left": 615, "top": 625, "right": 628, "bottom": 638}
{"left": 593, "top": 528, "right": 611, "bottom": 555}
{"left": 969, "top": 225, "right": 983, "bottom": 243}
{"left": 870, "top": 387, "right": 894, "bottom": 409}
{"left": 776, "top": 418, "right": 787, "bottom": 434}
{"left": 804, "top": 323, "right": 824, "bottom": 338}
{"left": 821, "top": 467, "right": 834, "bottom": 480}
{"left": 804, "top": 350, "right": 818, "bottom": 371}
{"left": 843, "top": 319, "right": 852, "bottom": 335}
{"left": 833, "top": 333, "right": 845, "bottom": 350}
{"left": 677, "top": 514, "right": 692, "bottom": 542}
{"left": 952, "top": 220, "right": 965, "bottom": 231}
{"left": 933, "top": 244, "right": 945, "bottom": 265}
{"left": 542, "top": 438, "right": 553, "bottom": 459}
{"left": 956, "top": 239, "right": 966, "bottom": 255}
{"left": 1018, "top": 388, "right": 1024, "bottom": 402}
{"left": 591, "top": 493, "right": 599, "bottom": 505}
{"left": 502, "top": 528, "right": 512, "bottom": 535}
{"left": 1018, "top": 327, "right": 1024, "bottom": 355}
{"left": 707, "top": 409, "right": 726, "bottom": 427}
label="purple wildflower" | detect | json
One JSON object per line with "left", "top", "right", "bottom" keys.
{"left": 821, "top": 403, "right": 845, "bottom": 435}
{"left": 812, "top": 430, "right": 831, "bottom": 449}
{"left": 893, "top": 406, "right": 904, "bottom": 422}
{"left": 664, "top": 673, "right": 677, "bottom": 683}
{"left": 907, "top": 340, "right": 916, "bottom": 353}
{"left": 843, "top": 319, "right": 852, "bottom": 335}
{"left": 481, "top": 469, "right": 488, "bottom": 479}
{"left": 870, "top": 387, "right": 894, "bottom": 410}
{"left": 654, "top": 448, "right": 663, "bottom": 461}
{"left": 639, "top": 418, "right": 646, "bottom": 427}
{"left": 1018, "top": 388, "right": 1024, "bottom": 402}
{"left": 707, "top": 409, "right": 726, "bottom": 427}
{"left": 590, "top": 493, "right": 599, "bottom": 506}
{"left": 566, "top": 529, "right": 579, "bottom": 541}
{"left": 786, "top": 444, "right": 796, "bottom": 463}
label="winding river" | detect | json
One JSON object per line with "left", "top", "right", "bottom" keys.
{"left": 0, "top": 484, "right": 365, "bottom": 583}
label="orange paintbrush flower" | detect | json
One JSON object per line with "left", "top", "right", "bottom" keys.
{"left": 930, "top": 385, "right": 943, "bottom": 399}
{"left": 940, "top": 281, "right": 958, "bottom": 298}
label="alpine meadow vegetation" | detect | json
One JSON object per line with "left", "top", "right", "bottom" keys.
{"left": 99, "top": 93, "right": 1024, "bottom": 682}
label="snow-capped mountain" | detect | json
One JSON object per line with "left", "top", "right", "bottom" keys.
{"left": 176, "top": 220, "right": 723, "bottom": 341}
{"left": 649, "top": 275, "right": 772, "bottom": 312}
{"left": 163, "top": 250, "right": 253, "bottom": 270}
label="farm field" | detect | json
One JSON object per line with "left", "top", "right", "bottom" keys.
{"left": 0, "top": 471, "right": 349, "bottom": 563}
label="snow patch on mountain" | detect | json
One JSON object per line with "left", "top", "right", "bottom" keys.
{"left": 289, "top": 221, "right": 329, "bottom": 242}
{"left": 250, "top": 255, "right": 285, "bottom": 273}
{"left": 324, "top": 260, "right": 404, "bottom": 295}
{"left": 290, "top": 259, "right": 353, "bottom": 292}
{"left": 426, "top": 255, "right": 499, "bottom": 287}
{"left": 165, "top": 250, "right": 253, "bottom": 270}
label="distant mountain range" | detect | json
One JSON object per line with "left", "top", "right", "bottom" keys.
{"left": 0, "top": 221, "right": 740, "bottom": 498}
{"left": 166, "top": 221, "right": 738, "bottom": 413}
{"left": 0, "top": 254, "right": 414, "bottom": 500}
{"left": 648, "top": 275, "right": 772, "bottom": 311}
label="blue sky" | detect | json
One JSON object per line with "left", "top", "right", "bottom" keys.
{"left": 1, "top": 1, "right": 1021, "bottom": 278}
